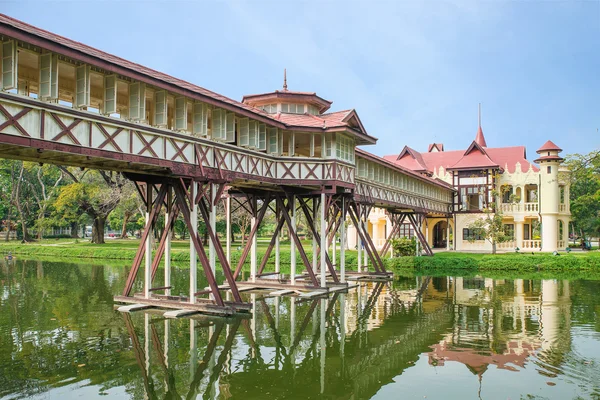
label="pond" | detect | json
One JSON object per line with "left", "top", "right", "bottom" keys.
{"left": 1, "top": 259, "right": 599, "bottom": 399}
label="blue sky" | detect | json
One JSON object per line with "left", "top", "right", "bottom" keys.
{"left": 4, "top": 1, "right": 599, "bottom": 158}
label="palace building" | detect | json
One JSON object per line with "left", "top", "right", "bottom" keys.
{"left": 348, "top": 115, "right": 571, "bottom": 253}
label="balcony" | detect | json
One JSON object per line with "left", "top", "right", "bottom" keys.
{"left": 500, "top": 202, "right": 538, "bottom": 214}
{"left": 559, "top": 204, "right": 567, "bottom": 213}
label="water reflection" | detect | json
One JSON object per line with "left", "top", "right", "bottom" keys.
{"left": 1, "top": 260, "right": 600, "bottom": 399}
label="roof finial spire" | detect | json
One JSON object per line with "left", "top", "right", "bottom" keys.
{"left": 475, "top": 102, "right": 487, "bottom": 147}
{"left": 283, "top": 68, "right": 288, "bottom": 91}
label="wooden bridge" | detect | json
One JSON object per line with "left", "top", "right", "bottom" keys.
{"left": 0, "top": 14, "right": 453, "bottom": 315}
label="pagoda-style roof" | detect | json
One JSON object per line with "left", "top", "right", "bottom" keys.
{"left": 536, "top": 140, "right": 563, "bottom": 153}
{"left": 242, "top": 90, "right": 333, "bottom": 113}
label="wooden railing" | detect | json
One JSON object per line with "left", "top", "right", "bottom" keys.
{"left": 0, "top": 92, "right": 455, "bottom": 213}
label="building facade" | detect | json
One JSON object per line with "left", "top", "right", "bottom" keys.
{"left": 348, "top": 123, "right": 571, "bottom": 253}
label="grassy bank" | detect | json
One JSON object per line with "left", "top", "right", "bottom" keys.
{"left": 0, "top": 238, "right": 361, "bottom": 269}
{"left": 387, "top": 251, "right": 600, "bottom": 278}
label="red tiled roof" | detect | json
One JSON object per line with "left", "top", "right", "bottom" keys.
{"left": 0, "top": 14, "right": 379, "bottom": 141}
{"left": 475, "top": 126, "right": 487, "bottom": 147}
{"left": 448, "top": 142, "right": 499, "bottom": 170}
{"left": 536, "top": 140, "right": 562, "bottom": 153}
{"left": 357, "top": 148, "right": 454, "bottom": 189}
{"left": 0, "top": 14, "right": 281, "bottom": 124}
{"left": 385, "top": 145, "right": 539, "bottom": 174}
{"left": 427, "top": 143, "right": 444, "bottom": 152}
{"left": 395, "top": 146, "right": 429, "bottom": 172}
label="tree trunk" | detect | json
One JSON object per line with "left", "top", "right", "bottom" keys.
{"left": 492, "top": 241, "right": 497, "bottom": 255}
{"left": 120, "top": 214, "right": 130, "bottom": 239}
{"left": 37, "top": 212, "right": 45, "bottom": 241}
{"left": 4, "top": 208, "right": 10, "bottom": 242}
{"left": 14, "top": 165, "right": 31, "bottom": 243}
{"left": 91, "top": 217, "right": 106, "bottom": 244}
{"left": 70, "top": 221, "right": 80, "bottom": 238}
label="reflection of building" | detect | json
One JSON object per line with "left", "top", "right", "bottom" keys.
{"left": 429, "top": 278, "right": 572, "bottom": 380}
{"left": 348, "top": 115, "right": 571, "bottom": 252}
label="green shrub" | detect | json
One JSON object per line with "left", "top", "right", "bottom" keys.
{"left": 391, "top": 237, "right": 416, "bottom": 257}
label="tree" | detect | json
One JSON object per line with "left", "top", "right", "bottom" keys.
{"left": 566, "top": 150, "right": 600, "bottom": 241}
{"left": 24, "top": 163, "right": 64, "bottom": 240}
{"left": 55, "top": 169, "right": 127, "bottom": 244}
{"left": 466, "top": 183, "right": 511, "bottom": 254}
{"left": 107, "top": 181, "right": 142, "bottom": 238}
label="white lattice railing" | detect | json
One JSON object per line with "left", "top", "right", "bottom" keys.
{"left": 522, "top": 240, "right": 541, "bottom": 249}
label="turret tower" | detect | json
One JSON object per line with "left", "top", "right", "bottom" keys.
{"left": 534, "top": 140, "right": 564, "bottom": 252}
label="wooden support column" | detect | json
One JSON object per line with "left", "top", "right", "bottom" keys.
{"left": 165, "top": 186, "right": 172, "bottom": 296}
{"left": 357, "top": 219, "right": 362, "bottom": 272}
{"left": 173, "top": 181, "right": 225, "bottom": 306}
{"left": 312, "top": 197, "right": 318, "bottom": 274}
{"left": 190, "top": 181, "right": 198, "bottom": 303}
{"left": 209, "top": 183, "right": 217, "bottom": 274}
{"left": 226, "top": 195, "right": 231, "bottom": 265}
{"left": 320, "top": 192, "right": 326, "bottom": 287}
{"left": 144, "top": 184, "right": 153, "bottom": 299}
{"left": 340, "top": 197, "right": 346, "bottom": 283}
{"left": 290, "top": 196, "right": 297, "bottom": 285}
{"left": 233, "top": 195, "right": 270, "bottom": 280}
{"left": 275, "top": 200, "right": 280, "bottom": 274}
{"left": 251, "top": 199, "right": 257, "bottom": 283}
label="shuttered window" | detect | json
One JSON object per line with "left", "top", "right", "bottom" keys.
{"left": 193, "top": 102, "right": 208, "bottom": 136}
{"left": 103, "top": 75, "right": 117, "bottom": 115}
{"left": 39, "top": 53, "right": 58, "bottom": 100}
{"left": 268, "top": 127, "right": 278, "bottom": 155}
{"left": 258, "top": 123, "right": 267, "bottom": 151}
{"left": 174, "top": 97, "right": 187, "bottom": 131}
{"left": 129, "top": 82, "right": 146, "bottom": 121}
{"left": 1, "top": 40, "right": 18, "bottom": 90}
{"left": 153, "top": 91, "right": 167, "bottom": 126}
{"left": 238, "top": 117, "right": 249, "bottom": 146}
{"left": 212, "top": 108, "right": 226, "bottom": 141}
{"left": 225, "top": 112, "right": 235, "bottom": 143}
{"left": 75, "top": 65, "right": 91, "bottom": 108}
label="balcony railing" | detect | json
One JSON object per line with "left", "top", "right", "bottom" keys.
{"left": 500, "top": 202, "right": 539, "bottom": 213}
{"left": 497, "top": 240, "right": 516, "bottom": 249}
{"left": 522, "top": 240, "right": 541, "bottom": 250}
{"left": 559, "top": 204, "right": 567, "bottom": 213}
{"left": 558, "top": 240, "right": 566, "bottom": 249}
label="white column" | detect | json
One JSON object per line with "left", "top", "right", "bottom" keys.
{"left": 144, "top": 184, "right": 153, "bottom": 299}
{"left": 226, "top": 195, "right": 231, "bottom": 265}
{"left": 251, "top": 212, "right": 257, "bottom": 283}
{"left": 144, "top": 313, "right": 150, "bottom": 374}
{"left": 164, "top": 319, "right": 170, "bottom": 368}
{"left": 357, "top": 227, "right": 362, "bottom": 272}
{"left": 189, "top": 319, "right": 197, "bottom": 379}
{"left": 320, "top": 192, "right": 327, "bottom": 287}
{"left": 362, "top": 218, "right": 368, "bottom": 269}
{"left": 209, "top": 183, "right": 217, "bottom": 274}
{"left": 331, "top": 230, "right": 336, "bottom": 270}
{"left": 165, "top": 188, "right": 172, "bottom": 296}
{"left": 290, "top": 196, "right": 296, "bottom": 285}
{"left": 190, "top": 182, "right": 198, "bottom": 304}
{"left": 340, "top": 199, "right": 346, "bottom": 283}
{"left": 515, "top": 220, "right": 524, "bottom": 249}
{"left": 290, "top": 296, "right": 296, "bottom": 365}
{"left": 275, "top": 201, "right": 280, "bottom": 274}
{"left": 446, "top": 220, "right": 450, "bottom": 251}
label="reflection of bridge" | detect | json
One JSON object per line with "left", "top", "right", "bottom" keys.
{"left": 122, "top": 281, "right": 454, "bottom": 399}
{"left": 0, "top": 14, "right": 453, "bottom": 314}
